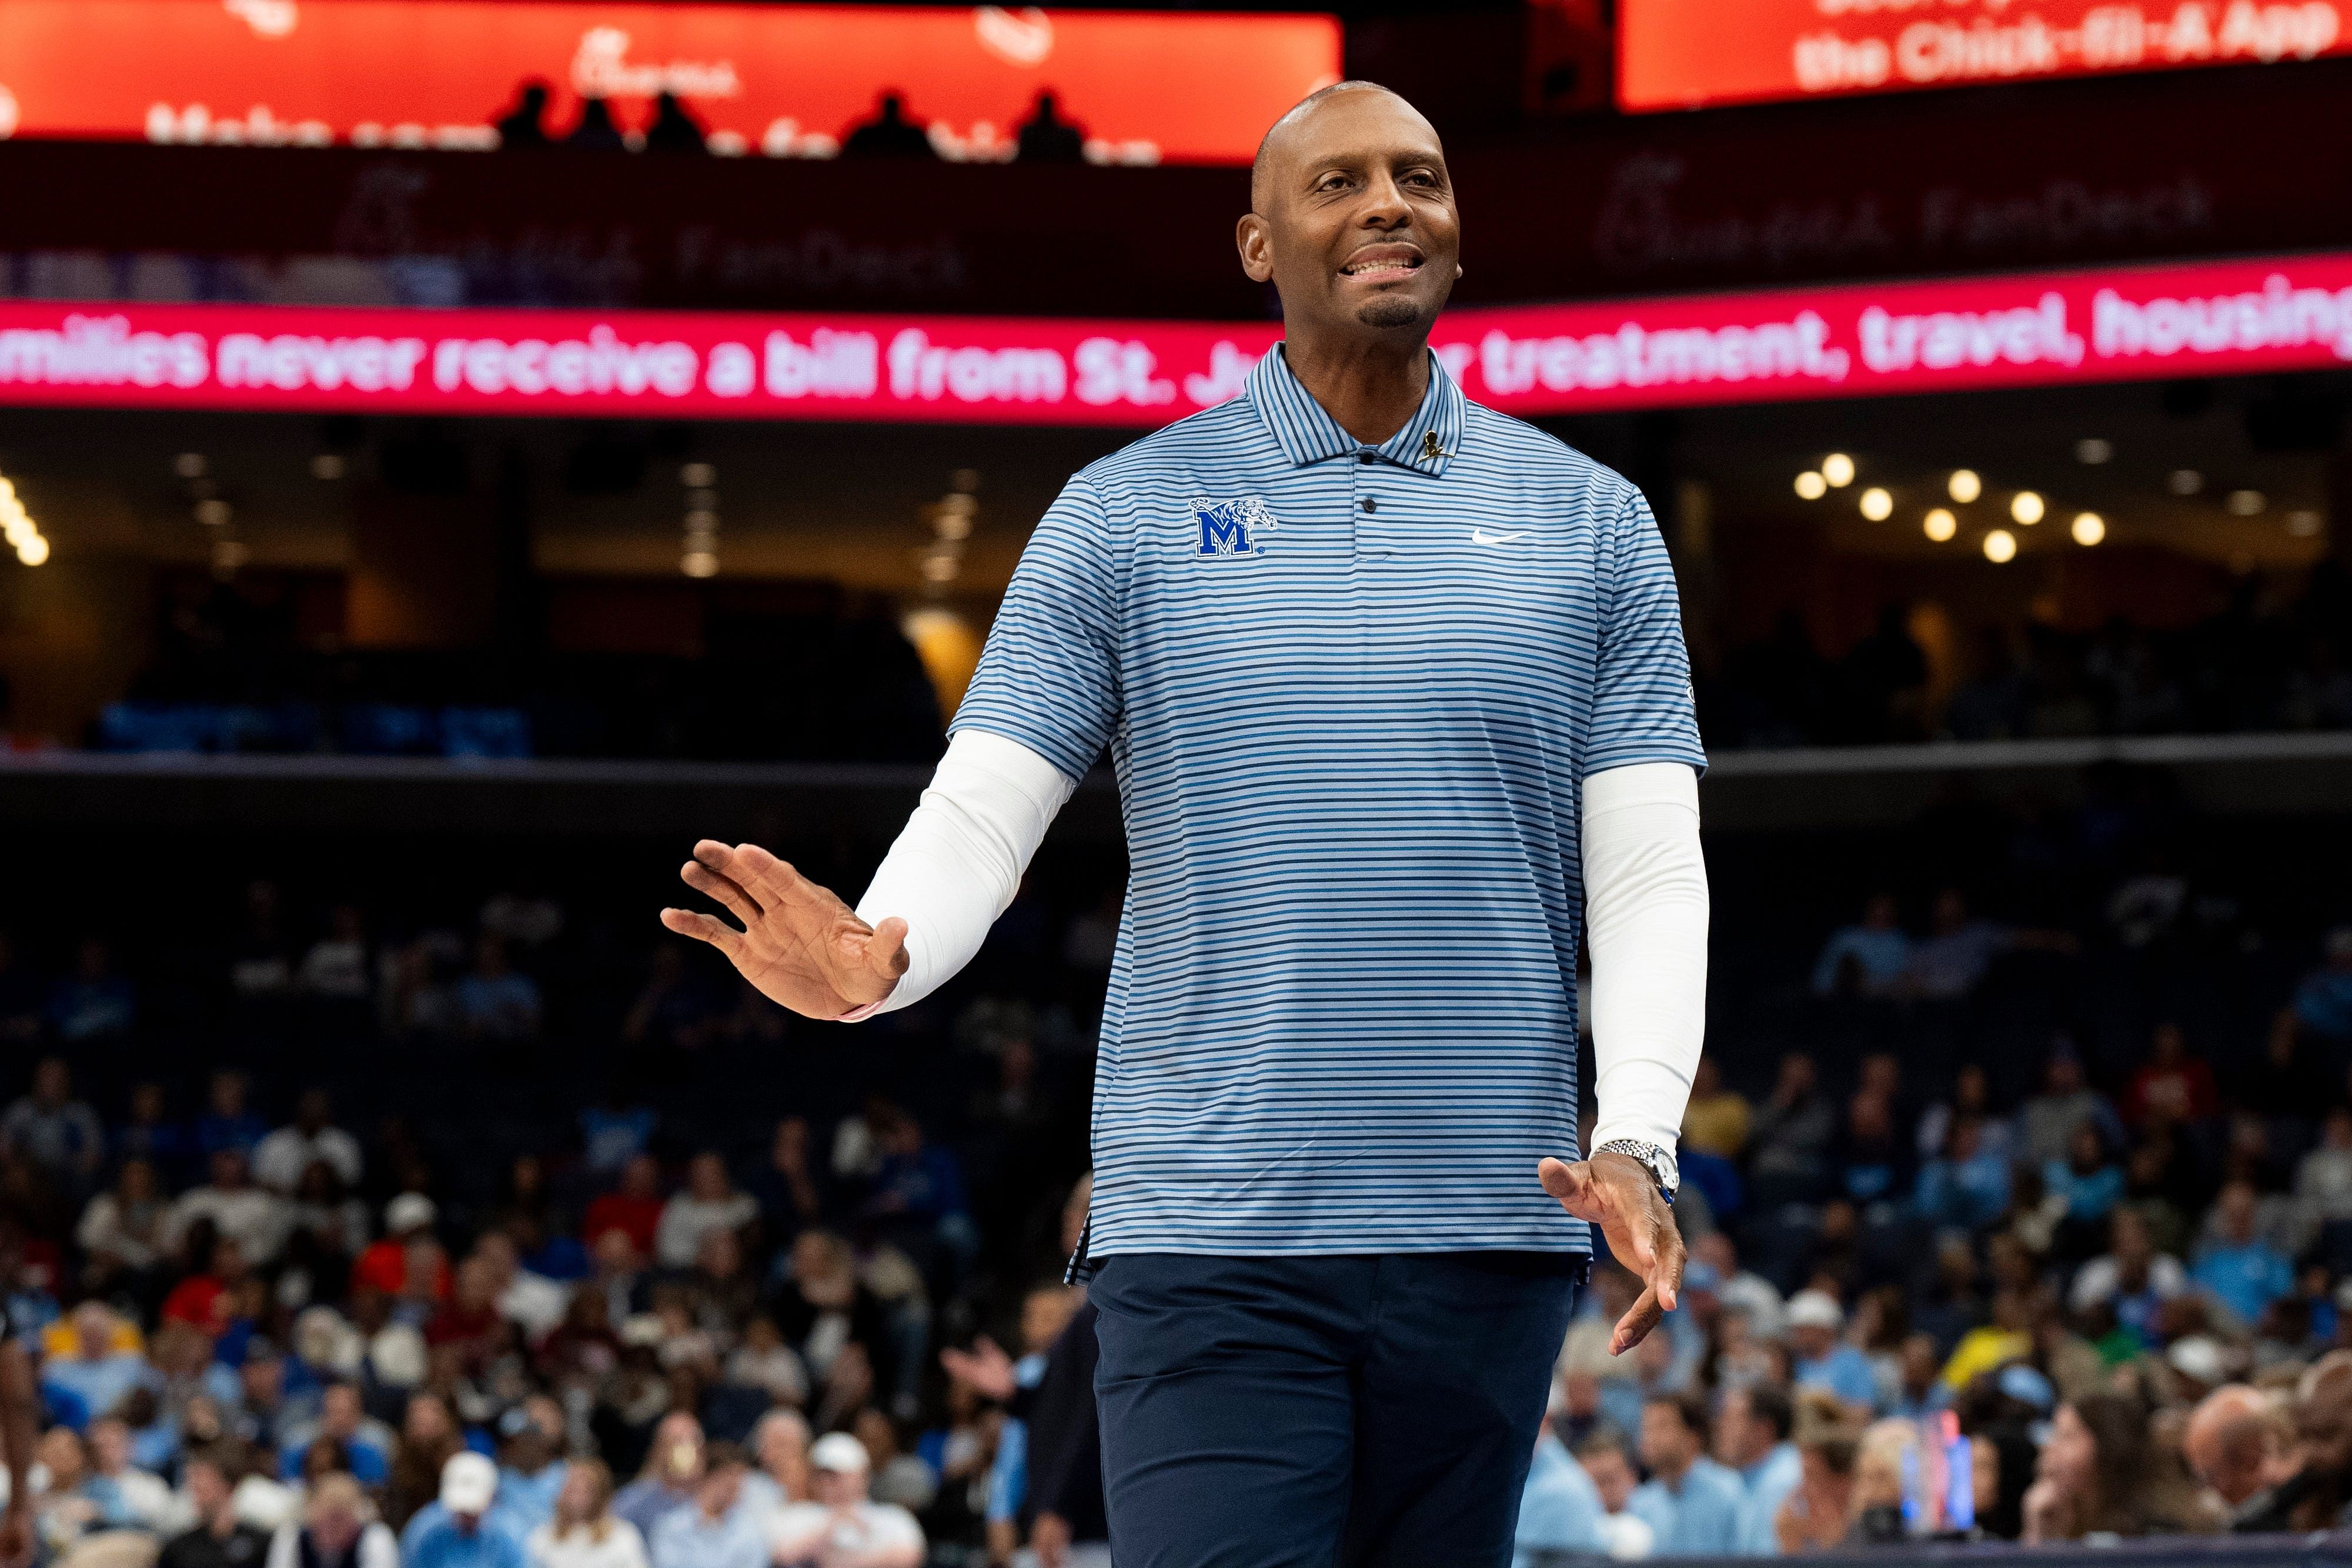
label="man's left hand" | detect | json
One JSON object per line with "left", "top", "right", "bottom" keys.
{"left": 1538, "top": 1151, "right": 1685, "bottom": 1355}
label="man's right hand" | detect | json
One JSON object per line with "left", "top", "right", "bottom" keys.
{"left": 660, "top": 840, "right": 908, "bottom": 1019}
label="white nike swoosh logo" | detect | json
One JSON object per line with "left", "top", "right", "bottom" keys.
{"left": 1470, "top": 529, "right": 1529, "bottom": 545}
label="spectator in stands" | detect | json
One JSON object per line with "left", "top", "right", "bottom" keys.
{"left": 1513, "top": 1406, "right": 1606, "bottom": 1561}
{"left": 1786, "top": 1291, "right": 1876, "bottom": 1412}
{"left": 1903, "top": 888, "right": 2073, "bottom": 1000}
{"left": 228, "top": 881, "right": 295, "bottom": 1001}
{"left": 268, "top": 1472, "right": 396, "bottom": 1568}
{"left": 642, "top": 93, "right": 708, "bottom": 155}
{"left": 586, "top": 1158, "right": 664, "bottom": 1261}
{"left": 860, "top": 1111, "right": 974, "bottom": 1274}
{"left": 647, "top": 1442, "right": 761, "bottom": 1568}
{"left": 1714, "top": 1381, "right": 1798, "bottom": 1554}
{"left": 353, "top": 1192, "right": 446, "bottom": 1301}
{"left": 770, "top": 1432, "right": 923, "bottom": 1567}
{"left": 2017, "top": 1045, "right": 2122, "bottom": 1170}
{"left": 2298, "top": 1106, "right": 2352, "bottom": 1253}
{"left": 159, "top": 1448, "right": 269, "bottom": 1568}
{"left": 1810, "top": 893, "right": 1912, "bottom": 998}
{"left": 253, "top": 1091, "right": 362, "bottom": 1195}
{"left": 529, "top": 1459, "right": 642, "bottom": 1568}
{"left": 2195, "top": 1179, "right": 2296, "bottom": 1329}
{"left": 2043, "top": 1122, "right": 2126, "bottom": 1256}
{"left": 1748, "top": 1052, "right": 1835, "bottom": 1201}
{"left": 297, "top": 902, "right": 373, "bottom": 1005}
{"left": 280, "top": 1381, "right": 389, "bottom": 1486}
{"left": 622, "top": 948, "right": 723, "bottom": 1057}
{"left": 1915, "top": 1062, "right": 2010, "bottom": 1164}
{"left": 2293, "top": 927, "right": 2352, "bottom": 1045}
{"left": 1570, "top": 1427, "right": 1653, "bottom": 1559}
{"left": 405, "top": 1452, "right": 526, "bottom": 1568}
{"left": 41, "top": 1300, "right": 153, "bottom": 1431}
{"left": 1915, "top": 1115, "right": 2013, "bottom": 1233}
{"left": 653, "top": 1154, "right": 753, "bottom": 1272}
{"left": 1773, "top": 1390, "right": 1863, "bottom": 1553}
{"left": 563, "top": 97, "right": 626, "bottom": 152}
{"left": 169, "top": 1150, "right": 288, "bottom": 1268}
{"left": 2126, "top": 1021, "right": 2219, "bottom": 1129}
{"left": 229, "top": 1338, "right": 299, "bottom": 1455}
{"left": 1629, "top": 1390, "right": 1743, "bottom": 1555}
{"left": 1014, "top": 90, "right": 1086, "bottom": 163}
{"left": 86, "top": 1413, "right": 175, "bottom": 1532}
{"left": 196, "top": 1072, "right": 266, "bottom": 1161}
{"left": 2, "top": 1057, "right": 103, "bottom": 1188}
{"left": 2021, "top": 1393, "right": 2161, "bottom": 1542}
{"left": 613, "top": 1412, "right": 703, "bottom": 1542}
{"left": 747, "top": 1118, "right": 823, "bottom": 1255}
{"left": 1679, "top": 1057, "right": 1749, "bottom": 1161}
{"left": 387, "top": 1393, "right": 467, "bottom": 1531}
{"left": 49, "top": 936, "right": 134, "bottom": 1042}
{"left": 2069, "top": 1208, "right": 2186, "bottom": 1348}
{"left": 1832, "top": 1089, "right": 1912, "bottom": 1214}
{"left": 493, "top": 82, "right": 553, "bottom": 149}
{"left": 455, "top": 934, "right": 542, "bottom": 1042}
{"left": 114, "top": 1081, "right": 195, "bottom": 1183}
{"left": 78, "top": 1156, "right": 169, "bottom": 1300}
{"left": 2184, "top": 1383, "right": 2293, "bottom": 1524}
{"left": 838, "top": 93, "right": 936, "bottom": 159}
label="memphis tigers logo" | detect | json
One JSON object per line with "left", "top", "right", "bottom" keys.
{"left": 1192, "top": 496, "right": 1277, "bottom": 557}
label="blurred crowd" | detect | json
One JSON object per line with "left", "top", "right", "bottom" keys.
{"left": 1700, "top": 567, "right": 2352, "bottom": 748}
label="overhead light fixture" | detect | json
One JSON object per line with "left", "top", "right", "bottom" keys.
{"left": 173, "top": 452, "right": 207, "bottom": 480}
{"left": 680, "top": 550, "right": 718, "bottom": 579}
{"left": 2076, "top": 438, "right": 2113, "bottom": 464}
{"left": 2010, "top": 491, "right": 2045, "bottom": 525}
{"left": 1820, "top": 453, "right": 1856, "bottom": 488}
{"left": 2226, "top": 489, "right": 2266, "bottom": 516}
{"left": 680, "top": 462, "right": 716, "bottom": 489}
{"left": 1949, "top": 469, "right": 1982, "bottom": 503}
{"left": 2286, "top": 510, "right": 2323, "bottom": 538}
{"left": 1923, "top": 508, "right": 1957, "bottom": 542}
{"left": 195, "top": 499, "right": 233, "bottom": 527}
{"left": 2071, "top": 512, "right": 2106, "bottom": 546}
{"left": 1859, "top": 487, "right": 1893, "bottom": 521}
{"left": 2169, "top": 469, "right": 2203, "bottom": 496}
{"left": 0, "top": 470, "right": 48, "bottom": 566}
{"left": 1983, "top": 529, "right": 2017, "bottom": 563}
{"left": 1794, "top": 471, "right": 1827, "bottom": 500}
{"left": 15, "top": 535, "right": 48, "bottom": 567}
{"left": 309, "top": 453, "right": 346, "bottom": 481}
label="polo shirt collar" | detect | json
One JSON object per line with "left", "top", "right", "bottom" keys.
{"left": 1245, "top": 341, "right": 1464, "bottom": 476}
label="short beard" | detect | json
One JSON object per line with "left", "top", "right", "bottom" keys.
{"left": 1355, "top": 295, "right": 1423, "bottom": 329}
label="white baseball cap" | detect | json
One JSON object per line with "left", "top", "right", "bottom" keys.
{"left": 440, "top": 1451, "right": 497, "bottom": 1515}
{"left": 386, "top": 1193, "right": 437, "bottom": 1233}
{"left": 1785, "top": 1290, "right": 1843, "bottom": 1332}
{"left": 810, "top": 1432, "right": 870, "bottom": 1475}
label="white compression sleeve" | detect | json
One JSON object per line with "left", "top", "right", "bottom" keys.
{"left": 848, "top": 730, "right": 1077, "bottom": 1017}
{"left": 1582, "top": 761, "right": 1710, "bottom": 1156}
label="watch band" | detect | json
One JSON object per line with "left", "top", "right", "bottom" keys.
{"left": 1595, "top": 1138, "right": 1679, "bottom": 1206}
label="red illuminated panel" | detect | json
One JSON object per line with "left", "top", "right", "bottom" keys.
{"left": 1620, "top": 0, "right": 2349, "bottom": 112}
{"left": 2, "top": 253, "right": 2350, "bottom": 423}
{"left": 0, "top": 1, "right": 1339, "bottom": 165}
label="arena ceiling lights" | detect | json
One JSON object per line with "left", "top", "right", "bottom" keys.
{"left": 3, "top": 251, "right": 2351, "bottom": 426}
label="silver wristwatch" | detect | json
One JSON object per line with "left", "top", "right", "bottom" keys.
{"left": 1596, "top": 1139, "right": 1679, "bottom": 1206}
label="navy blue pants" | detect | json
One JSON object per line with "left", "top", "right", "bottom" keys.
{"left": 1090, "top": 1251, "right": 1583, "bottom": 1568}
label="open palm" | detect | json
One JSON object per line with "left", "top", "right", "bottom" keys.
{"left": 659, "top": 840, "right": 907, "bottom": 1019}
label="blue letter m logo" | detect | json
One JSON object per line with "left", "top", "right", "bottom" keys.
{"left": 1194, "top": 497, "right": 1271, "bottom": 557}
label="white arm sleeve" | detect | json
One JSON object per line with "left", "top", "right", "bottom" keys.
{"left": 1582, "top": 761, "right": 1709, "bottom": 1156}
{"left": 847, "top": 729, "right": 1077, "bottom": 1017}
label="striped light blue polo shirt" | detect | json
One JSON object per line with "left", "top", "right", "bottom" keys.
{"left": 953, "top": 343, "right": 1706, "bottom": 1258}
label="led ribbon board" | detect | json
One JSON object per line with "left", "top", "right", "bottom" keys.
{"left": 2, "top": 252, "right": 2350, "bottom": 424}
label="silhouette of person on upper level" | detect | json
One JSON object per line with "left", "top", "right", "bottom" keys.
{"left": 840, "top": 92, "right": 937, "bottom": 158}
{"left": 565, "top": 96, "right": 627, "bottom": 151}
{"left": 1015, "top": 90, "right": 1086, "bottom": 163}
{"left": 644, "top": 91, "right": 709, "bottom": 153}
{"left": 495, "top": 81, "right": 553, "bottom": 149}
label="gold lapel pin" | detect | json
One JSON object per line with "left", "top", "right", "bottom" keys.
{"left": 1422, "top": 430, "right": 1446, "bottom": 462}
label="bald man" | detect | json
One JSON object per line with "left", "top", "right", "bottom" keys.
{"left": 2185, "top": 1385, "right": 2290, "bottom": 1520}
{"left": 664, "top": 82, "right": 1708, "bottom": 1566}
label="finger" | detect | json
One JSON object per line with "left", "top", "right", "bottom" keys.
{"left": 1655, "top": 1217, "right": 1687, "bottom": 1315}
{"left": 680, "top": 861, "right": 763, "bottom": 925}
{"left": 659, "top": 907, "right": 743, "bottom": 957}
{"left": 1537, "top": 1156, "right": 1585, "bottom": 1208}
{"left": 724, "top": 841, "right": 828, "bottom": 912}
{"left": 1612, "top": 1282, "right": 1665, "bottom": 1355}
{"left": 867, "top": 916, "right": 911, "bottom": 980}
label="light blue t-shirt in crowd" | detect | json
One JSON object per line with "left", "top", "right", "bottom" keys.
{"left": 1514, "top": 1436, "right": 1608, "bottom": 1566}
{"left": 1629, "top": 1456, "right": 1745, "bottom": 1557}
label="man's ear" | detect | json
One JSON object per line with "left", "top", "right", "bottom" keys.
{"left": 1236, "top": 213, "right": 1274, "bottom": 285}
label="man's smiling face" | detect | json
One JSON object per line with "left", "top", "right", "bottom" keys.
{"left": 1241, "top": 85, "right": 1460, "bottom": 340}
